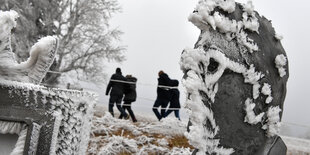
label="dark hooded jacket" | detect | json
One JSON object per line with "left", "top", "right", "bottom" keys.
{"left": 123, "top": 76, "right": 137, "bottom": 102}
{"left": 169, "top": 80, "right": 180, "bottom": 108}
{"left": 106, "top": 71, "right": 127, "bottom": 96}
{"left": 157, "top": 73, "right": 173, "bottom": 100}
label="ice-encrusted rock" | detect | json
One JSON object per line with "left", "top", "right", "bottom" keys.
{"left": 181, "top": 0, "right": 288, "bottom": 154}
{"left": 0, "top": 10, "right": 58, "bottom": 84}
{"left": 0, "top": 10, "right": 96, "bottom": 155}
{"left": 0, "top": 79, "right": 97, "bottom": 155}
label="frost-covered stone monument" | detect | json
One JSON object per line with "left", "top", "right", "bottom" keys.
{"left": 180, "top": 0, "right": 288, "bottom": 154}
{"left": 0, "top": 10, "right": 96, "bottom": 154}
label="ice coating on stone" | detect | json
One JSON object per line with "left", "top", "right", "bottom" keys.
{"left": 17, "top": 36, "right": 59, "bottom": 84}
{"left": 0, "top": 10, "right": 96, "bottom": 155}
{"left": 242, "top": 0, "right": 259, "bottom": 32}
{"left": 190, "top": 0, "right": 236, "bottom": 31}
{"left": 50, "top": 112, "right": 63, "bottom": 155}
{"left": 244, "top": 98, "right": 265, "bottom": 124}
{"left": 0, "top": 10, "right": 18, "bottom": 66}
{"left": 243, "top": 64, "right": 264, "bottom": 99}
{"left": 0, "top": 10, "right": 58, "bottom": 84}
{"left": 262, "top": 106, "right": 282, "bottom": 137}
{"left": 28, "top": 123, "right": 41, "bottom": 155}
{"left": 262, "top": 83, "right": 273, "bottom": 104}
{"left": 49, "top": 90, "right": 96, "bottom": 155}
{"left": 189, "top": 0, "right": 259, "bottom": 53}
{"left": 0, "top": 121, "right": 27, "bottom": 155}
{"left": 0, "top": 10, "right": 19, "bottom": 36}
{"left": 275, "top": 33, "right": 284, "bottom": 41}
{"left": 181, "top": 68, "right": 220, "bottom": 153}
{"left": 181, "top": 47, "right": 264, "bottom": 154}
{"left": 181, "top": 0, "right": 288, "bottom": 154}
{"left": 0, "top": 79, "right": 97, "bottom": 155}
{"left": 275, "top": 54, "right": 287, "bottom": 77}
{"left": 0, "top": 120, "right": 24, "bottom": 134}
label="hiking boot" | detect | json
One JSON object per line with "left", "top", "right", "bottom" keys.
{"left": 118, "top": 115, "right": 123, "bottom": 119}
{"left": 124, "top": 115, "right": 130, "bottom": 120}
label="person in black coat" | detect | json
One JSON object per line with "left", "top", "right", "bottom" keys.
{"left": 163, "top": 79, "right": 181, "bottom": 120}
{"left": 105, "top": 68, "right": 128, "bottom": 118}
{"left": 152, "top": 70, "right": 173, "bottom": 121}
{"left": 119, "top": 75, "right": 137, "bottom": 122}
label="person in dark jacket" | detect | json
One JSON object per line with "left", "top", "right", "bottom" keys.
{"left": 119, "top": 75, "right": 138, "bottom": 122}
{"left": 152, "top": 70, "right": 173, "bottom": 121}
{"left": 163, "top": 79, "right": 181, "bottom": 120}
{"left": 105, "top": 68, "right": 128, "bottom": 118}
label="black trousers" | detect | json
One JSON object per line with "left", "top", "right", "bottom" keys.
{"left": 108, "top": 95, "right": 127, "bottom": 117}
{"left": 120, "top": 101, "right": 137, "bottom": 122}
{"left": 164, "top": 109, "right": 180, "bottom": 120}
{"left": 152, "top": 98, "right": 169, "bottom": 121}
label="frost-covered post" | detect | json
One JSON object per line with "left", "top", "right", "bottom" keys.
{"left": 0, "top": 10, "right": 96, "bottom": 155}
{"left": 180, "top": 0, "right": 288, "bottom": 154}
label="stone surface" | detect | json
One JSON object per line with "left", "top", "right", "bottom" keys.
{"left": 0, "top": 10, "right": 58, "bottom": 85}
{"left": 0, "top": 80, "right": 96, "bottom": 155}
{"left": 0, "top": 9, "right": 97, "bottom": 155}
{"left": 181, "top": 1, "right": 289, "bottom": 154}
{"left": 213, "top": 72, "right": 266, "bottom": 154}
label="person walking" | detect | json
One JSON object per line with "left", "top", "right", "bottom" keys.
{"left": 105, "top": 68, "right": 128, "bottom": 118}
{"left": 119, "top": 75, "right": 138, "bottom": 122}
{"left": 152, "top": 70, "right": 173, "bottom": 121}
{"left": 163, "top": 79, "right": 181, "bottom": 120}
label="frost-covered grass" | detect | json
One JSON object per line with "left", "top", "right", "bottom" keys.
{"left": 87, "top": 105, "right": 310, "bottom": 155}
{"left": 87, "top": 104, "right": 193, "bottom": 155}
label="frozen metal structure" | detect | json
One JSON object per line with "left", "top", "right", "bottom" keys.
{"left": 0, "top": 10, "right": 96, "bottom": 154}
{"left": 180, "top": 0, "right": 288, "bottom": 154}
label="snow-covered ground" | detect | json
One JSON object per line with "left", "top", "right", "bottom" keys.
{"left": 88, "top": 104, "right": 310, "bottom": 155}
{"left": 282, "top": 136, "right": 310, "bottom": 155}
{"left": 87, "top": 104, "right": 193, "bottom": 155}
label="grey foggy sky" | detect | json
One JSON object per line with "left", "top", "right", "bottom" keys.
{"left": 104, "top": 0, "right": 310, "bottom": 126}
